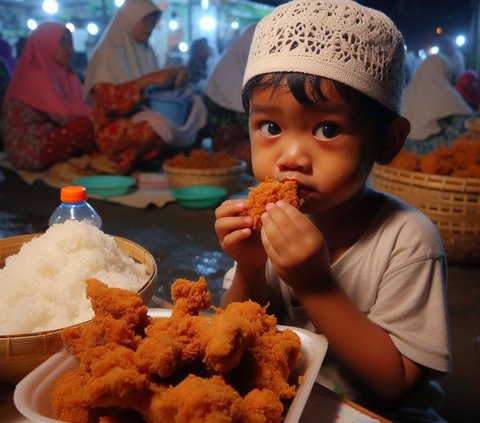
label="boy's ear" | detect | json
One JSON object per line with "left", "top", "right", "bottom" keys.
{"left": 376, "top": 116, "right": 411, "bottom": 165}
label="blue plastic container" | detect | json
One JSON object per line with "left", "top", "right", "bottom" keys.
{"left": 148, "top": 89, "right": 192, "bottom": 126}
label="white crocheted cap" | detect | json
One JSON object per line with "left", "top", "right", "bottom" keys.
{"left": 243, "top": 0, "right": 405, "bottom": 113}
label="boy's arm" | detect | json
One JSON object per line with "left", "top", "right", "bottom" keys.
{"left": 220, "top": 261, "right": 269, "bottom": 308}
{"left": 215, "top": 199, "right": 270, "bottom": 307}
{"left": 297, "top": 279, "right": 423, "bottom": 401}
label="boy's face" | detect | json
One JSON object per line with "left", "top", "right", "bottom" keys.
{"left": 248, "top": 80, "right": 379, "bottom": 214}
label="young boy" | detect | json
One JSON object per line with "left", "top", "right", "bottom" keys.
{"left": 214, "top": 0, "right": 450, "bottom": 421}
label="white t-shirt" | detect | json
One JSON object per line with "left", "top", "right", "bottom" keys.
{"left": 223, "top": 194, "right": 450, "bottom": 418}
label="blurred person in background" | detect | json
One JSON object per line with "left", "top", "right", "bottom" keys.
{"left": 0, "top": 36, "right": 16, "bottom": 76}
{"left": 1, "top": 22, "right": 94, "bottom": 171}
{"left": 185, "top": 37, "right": 211, "bottom": 94}
{"left": 455, "top": 70, "right": 480, "bottom": 112}
{"left": 203, "top": 24, "right": 256, "bottom": 171}
{"left": 404, "top": 49, "right": 421, "bottom": 84}
{"left": 84, "top": 0, "right": 207, "bottom": 174}
{"left": 401, "top": 53, "right": 473, "bottom": 154}
{"left": 0, "top": 57, "right": 9, "bottom": 150}
{"left": 0, "top": 36, "right": 16, "bottom": 133}
{"left": 15, "top": 36, "right": 27, "bottom": 59}
{"left": 438, "top": 35, "right": 465, "bottom": 83}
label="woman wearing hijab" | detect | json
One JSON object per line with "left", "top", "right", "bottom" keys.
{"left": 455, "top": 70, "right": 480, "bottom": 111}
{"left": 83, "top": 0, "right": 194, "bottom": 174}
{"left": 1, "top": 22, "right": 94, "bottom": 171}
{"left": 401, "top": 53, "right": 473, "bottom": 155}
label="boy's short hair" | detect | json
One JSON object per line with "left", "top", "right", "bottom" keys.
{"left": 242, "top": 72, "right": 398, "bottom": 140}
{"left": 243, "top": 0, "right": 405, "bottom": 114}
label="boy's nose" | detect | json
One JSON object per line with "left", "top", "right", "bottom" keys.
{"left": 277, "top": 142, "right": 311, "bottom": 171}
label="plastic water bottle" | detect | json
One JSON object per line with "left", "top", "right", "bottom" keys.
{"left": 48, "top": 186, "right": 102, "bottom": 228}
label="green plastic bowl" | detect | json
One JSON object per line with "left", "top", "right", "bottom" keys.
{"left": 74, "top": 175, "right": 136, "bottom": 197}
{"left": 171, "top": 185, "right": 228, "bottom": 209}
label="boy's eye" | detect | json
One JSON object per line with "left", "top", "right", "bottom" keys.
{"left": 260, "top": 122, "right": 282, "bottom": 137}
{"left": 314, "top": 123, "right": 340, "bottom": 140}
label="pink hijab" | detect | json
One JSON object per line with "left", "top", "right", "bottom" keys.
{"left": 4, "top": 22, "right": 91, "bottom": 116}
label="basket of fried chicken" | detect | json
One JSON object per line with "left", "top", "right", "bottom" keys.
{"left": 371, "top": 137, "right": 480, "bottom": 264}
{"left": 163, "top": 149, "right": 247, "bottom": 194}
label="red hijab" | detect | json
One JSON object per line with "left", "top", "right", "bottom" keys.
{"left": 4, "top": 22, "right": 91, "bottom": 116}
{"left": 455, "top": 70, "right": 480, "bottom": 111}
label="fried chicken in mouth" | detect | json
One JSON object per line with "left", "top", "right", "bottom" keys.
{"left": 241, "top": 176, "right": 305, "bottom": 231}
{"left": 52, "top": 277, "right": 301, "bottom": 423}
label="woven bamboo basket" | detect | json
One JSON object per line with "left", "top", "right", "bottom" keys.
{"left": 0, "top": 233, "right": 157, "bottom": 384}
{"left": 163, "top": 160, "right": 247, "bottom": 194}
{"left": 371, "top": 164, "right": 480, "bottom": 265}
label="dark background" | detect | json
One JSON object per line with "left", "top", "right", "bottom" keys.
{"left": 258, "top": 0, "right": 475, "bottom": 52}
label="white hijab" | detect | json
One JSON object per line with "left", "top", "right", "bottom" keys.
{"left": 204, "top": 24, "right": 256, "bottom": 112}
{"left": 83, "top": 0, "right": 159, "bottom": 102}
{"left": 401, "top": 53, "right": 472, "bottom": 140}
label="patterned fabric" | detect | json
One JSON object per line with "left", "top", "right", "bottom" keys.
{"left": 403, "top": 116, "right": 468, "bottom": 155}
{"left": 91, "top": 81, "right": 163, "bottom": 174}
{"left": 243, "top": 0, "right": 405, "bottom": 113}
{"left": 2, "top": 99, "right": 94, "bottom": 171}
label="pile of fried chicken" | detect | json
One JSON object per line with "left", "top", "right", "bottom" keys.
{"left": 164, "top": 149, "right": 239, "bottom": 169}
{"left": 51, "top": 277, "right": 302, "bottom": 422}
{"left": 390, "top": 138, "right": 480, "bottom": 177}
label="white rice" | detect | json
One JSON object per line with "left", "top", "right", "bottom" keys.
{"left": 0, "top": 220, "right": 149, "bottom": 335}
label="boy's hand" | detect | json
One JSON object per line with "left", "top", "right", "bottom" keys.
{"left": 260, "top": 200, "right": 331, "bottom": 293}
{"left": 215, "top": 199, "right": 267, "bottom": 268}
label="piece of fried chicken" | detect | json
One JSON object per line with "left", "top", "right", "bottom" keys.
{"left": 81, "top": 343, "right": 151, "bottom": 412}
{"left": 170, "top": 276, "right": 212, "bottom": 317}
{"left": 51, "top": 343, "right": 152, "bottom": 422}
{"left": 147, "top": 374, "right": 244, "bottom": 423}
{"left": 201, "top": 299, "right": 301, "bottom": 402}
{"left": 202, "top": 300, "right": 276, "bottom": 374}
{"left": 247, "top": 327, "right": 302, "bottom": 399}
{"left": 50, "top": 368, "right": 91, "bottom": 423}
{"left": 240, "top": 389, "right": 284, "bottom": 423}
{"left": 62, "top": 279, "right": 150, "bottom": 358}
{"left": 135, "top": 277, "right": 212, "bottom": 377}
{"left": 202, "top": 299, "right": 300, "bottom": 399}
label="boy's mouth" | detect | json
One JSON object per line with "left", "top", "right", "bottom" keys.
{"left": 297, "top": 185, "right": 313, "bottom": 199}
